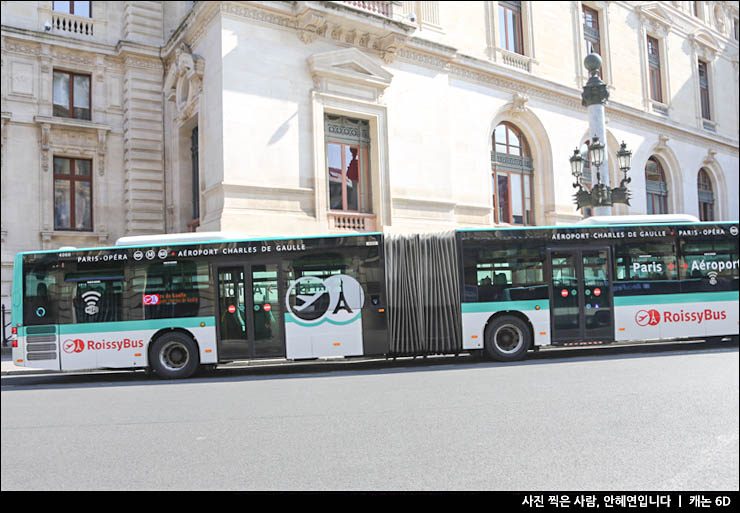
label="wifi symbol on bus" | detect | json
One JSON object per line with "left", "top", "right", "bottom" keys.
{"left": 707, "top": 271, "right": 718, "bottom": 286}
{"left": 82, "top": 290, "right": 102, "bottom": 315}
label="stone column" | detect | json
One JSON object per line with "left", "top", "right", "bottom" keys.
{"left": 581, "top": 54, "right": 611, "bottom": 217}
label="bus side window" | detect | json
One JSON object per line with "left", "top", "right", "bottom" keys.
{"left": 614, "top": 241, "right": 679, "bottom": 295}
{"left": 23, "top": 263, "right": 61, "bottom": 326}
{"left": 679, "top": 238, "right": 739, "bottom": 293}
{"left": 463, "top": 245, "right": 547, "bottom": 302}
{"left": 64, "top": 264, "right": 124, "bottom": 323}
{"left": 127, "top": 260, "right": 213, "bottom": 320}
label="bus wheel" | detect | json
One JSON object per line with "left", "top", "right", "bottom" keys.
{"left": 485, "top": 316, "right": 530, "bottom": 362}
{"left": 150, "top": 332, "right": 200, "bottom": 379}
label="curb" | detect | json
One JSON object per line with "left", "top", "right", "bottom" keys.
{"left": 2, "top": 369, "right": 58, "bottom": 376}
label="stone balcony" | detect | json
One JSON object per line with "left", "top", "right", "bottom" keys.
{"left": 50, "top": 11, "right": 98, "bottom": 39}
{"left": 339, "top": 1, "right": 392, "bottom": 18}
{"left": 328, "top": 211, "right": 377, "bottom": 232}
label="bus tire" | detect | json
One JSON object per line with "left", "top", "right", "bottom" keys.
{"left": 149, "top": 332, "right": 200, "bottom": 379}
{"left": 484, "top": 316, "right": 531, "bottom": 362}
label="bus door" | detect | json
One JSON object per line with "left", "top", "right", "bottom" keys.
{"left": 548, "top": 248, "right": 614, "bottom": 343}
{"left": 216, "top": 263, "right": 285, "bottom": 360}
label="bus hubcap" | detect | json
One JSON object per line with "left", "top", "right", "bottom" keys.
{"left": 160, "top": 341, "right": 189, "bottom": 371}
{"left": 494, "top": 325, "right": 523, "bottom": 354}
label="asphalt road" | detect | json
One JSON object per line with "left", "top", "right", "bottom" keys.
{"left": 2, "top": 341, "right": 738, "bottom": 491}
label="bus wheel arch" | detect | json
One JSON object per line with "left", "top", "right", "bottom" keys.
{"left": 483, "top": 311, "right": 533, "bottom": 361}
{"left": 148, "top": 329, "right": 200, "bottom": 379}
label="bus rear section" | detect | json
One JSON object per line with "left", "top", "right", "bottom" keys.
{"left": 458, "top": 222, "right": 739, "bottom": 358}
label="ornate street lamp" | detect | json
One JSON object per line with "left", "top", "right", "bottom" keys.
{"left": 569, "top": 148, "right": 584, "bottom": 181}
{"left": 572, "top": 54, "right": 632, "bottom": 212}
{"left": 611, "top": 140, "right": 633, "bottom": 205}
{"left": 616, "top": 141, "right": 632, "bottom": 177}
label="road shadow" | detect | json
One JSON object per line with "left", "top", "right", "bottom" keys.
{"left": 2, "top": 338, "right": 737, "bottom": 391}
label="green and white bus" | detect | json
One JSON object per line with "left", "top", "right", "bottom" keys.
{"left": 10, "top": 216, "right": 738, "bottom": 378}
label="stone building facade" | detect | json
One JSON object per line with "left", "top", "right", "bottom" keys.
{"left": 2, "top": 1, "right": 739, "bottom": 311}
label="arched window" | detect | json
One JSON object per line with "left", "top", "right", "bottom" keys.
{"left": 645, "top": 156, "right": 668, "bottom": 215}
{"left": 492, "top": 122, "right": 534, "bottom": 225}
{"left": 697, "top": 168, "right": 714, "bottom": 221}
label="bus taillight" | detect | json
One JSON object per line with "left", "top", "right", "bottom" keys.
{"left": 11, "top": 327, "right": 17, "bottom": 335}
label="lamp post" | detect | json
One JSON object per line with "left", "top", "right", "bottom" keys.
{"left": 573, "top": 54, "right": 632, "bottom": 214}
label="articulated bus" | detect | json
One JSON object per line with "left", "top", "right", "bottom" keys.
{"left": 10, "top": 217, "right": 738, "bottom": 378}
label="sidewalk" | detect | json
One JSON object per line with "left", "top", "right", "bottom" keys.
{"left": 1, "top": 346, "right": 52, "bottom": 375}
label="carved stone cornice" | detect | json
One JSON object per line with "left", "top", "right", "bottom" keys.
{"left": 308, "top": 46, "right": 393, "bottom": 102}
{"left": 288, "top": 1, "right": 415, "bottom": 63}
{"left": 33, "top": 116, "right": 111, "bottom": 173}
{"left": 688, "top": 31, "right": 720, "bottom": 62}
{"left": 635, "top": 3, "right": 674, "bottom": 37}
{"left": 164, "top": 44, "right": 204, "bottom": 122}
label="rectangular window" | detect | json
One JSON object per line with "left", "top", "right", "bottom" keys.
{"left": 23, "top": 262, "right": 61, "bottom": 326}
{"left": 524, "top": 174, "right": 532, "bottom": 225}
{"left": 582, "top": 6, "right": 601, "bottom": 59}
{"left": 497, "top": 173, "right": 510, "bottom": 223}
{"left": 65, "top": 264, "right": 124, "bottom": 324}
{"left": 498, "top": 1, "right": 523, "bottom": 55}
{"left": 53, "top": 1, "right": 92, "bottom": 17}
{"left": 325, "top": 115, "right": 371, "bottom": 213}
{"left": 492, "top": 170, "right": 533, "bottom": 225}
{"left": 647, "top": 36, "right": 663, "bottom": 103}
{"left": 698, "top": 60, "right": 711, "bottom": 120}
{"left": 54, "top": 157, "right": 92, "bottom": 231}
{"left": 679, "top": 238, "right": 739, "bottom": 293}
{"left": 699, "top": 200, "right": 714, "bottom": 222}
{"left": 127, "top": 261, "right": 213, "bottom": 320}
{"left": 53, "top": 70, "right": 91, "bottom": 120}
{"left": 286, "top": 246, "right": 383, "bottom": 315}
{"left": 614, "top": 241, "right": 679, "bottom": 295}
{"left": 462, "top": 245, "right": 547, "bottom": 302}
{"left": 510, "top": 173, "right": 523, "bottom": 224}
{"left": 191, "top": 126, "right": 200, "bottom": 221}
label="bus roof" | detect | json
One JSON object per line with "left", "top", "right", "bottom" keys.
{"left": 458, "top": 218, "right": 737, "bottom": 233}
{"left": 115, "top": 232, "right": 260, "bottom": 246}
{"left": 17, "top": 231, "right": 384, "bottom": 256}
{"left": 576, "top": 214, "right": 700, "bottom": 225}
{"left": 14, "top": 217, "right": 739, "bottom": 257}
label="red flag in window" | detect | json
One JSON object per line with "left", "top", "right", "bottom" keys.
{"left": 346, "top": 147, "right": 359, "bottom": 182}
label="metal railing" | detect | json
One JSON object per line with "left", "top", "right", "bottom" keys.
{"left": 1, "top": 304, "right": 11, "bottom": 348}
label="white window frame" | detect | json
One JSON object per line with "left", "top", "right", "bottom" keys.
{"left": 636, "top": 4, "right": 673, "bottom": 116}
{"left": 485, "top": 1, "right": 536, "bottom": 72}
{"left": 573, "top": 1, "right": 613, "bottom": 88}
